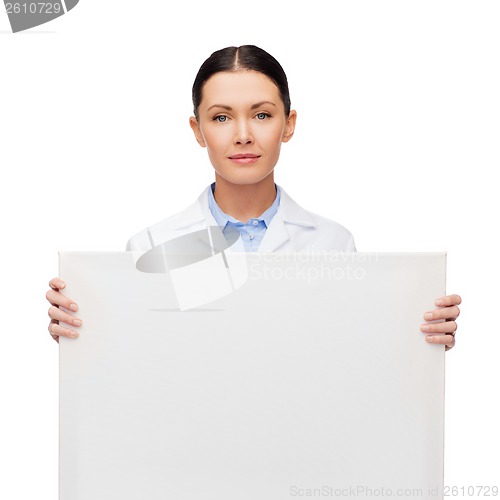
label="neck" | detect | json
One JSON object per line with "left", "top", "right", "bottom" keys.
{"left": 213, "top": 174, "right": 277, "bottom": 223}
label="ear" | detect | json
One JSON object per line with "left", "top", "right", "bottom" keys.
{"left": 282, "top": 109, "right": 297, "bottom": 143}
{"left": 189, "top": 116, "right": 206, "bottom": 147}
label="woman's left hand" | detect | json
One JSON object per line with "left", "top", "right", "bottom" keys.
{"left": 421, "top": 294, "right": 462, "bottom": 351}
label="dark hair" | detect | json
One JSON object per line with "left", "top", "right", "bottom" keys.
{"left": 192, "top": 45, "right": 291, "bottom": 119}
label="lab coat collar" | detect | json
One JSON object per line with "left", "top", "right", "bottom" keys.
{"left": 172, "top": 184, "right": 316, "bottom": 252}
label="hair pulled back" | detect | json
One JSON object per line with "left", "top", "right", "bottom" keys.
{"left": 192, "top": 45, "right": 291, "bottom": 119}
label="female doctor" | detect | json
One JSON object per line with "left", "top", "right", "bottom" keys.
{"left": 45, "top": 45, "right": 461, "bottom": 349}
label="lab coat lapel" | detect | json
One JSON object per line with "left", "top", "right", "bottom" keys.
{"left": 258, "top": 186, "right": 316, "bottom": 252}
{"left": 172, "top": 186, "right": 217, "bottom": 231}
{"left": 171, "top": 187, "right": 230, "bottom": 251}
{"left": 256, "top": 209, "right": 290, "bottom": 252}
{"left": 171, "top": 185, "right": 316, "bottom": 253}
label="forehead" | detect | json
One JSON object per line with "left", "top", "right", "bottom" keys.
{"left": 201, "top": 70, "right": 282, "bottom": 108}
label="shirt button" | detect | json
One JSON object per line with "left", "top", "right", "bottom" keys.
{"left": 253, "top": 220, "right": 258, "bottom": 225}
{"left": 249, "top": 235, "right": 254, "bottom": 239}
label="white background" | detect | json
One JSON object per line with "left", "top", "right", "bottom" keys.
{"left": 1, "top": 0, "right": 498, "bottom": 498}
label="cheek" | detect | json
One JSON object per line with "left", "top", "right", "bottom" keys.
{"left": 260, "top": 125, "right": 285, "bottom": 150}
{"left": 203, "top": 128, "right": 230, "bottom": 153}
{"left": 262, "top": 119, "right": 286, "bottom": 141}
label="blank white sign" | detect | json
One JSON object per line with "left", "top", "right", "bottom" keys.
{"left": 59, "top": 252, "right": 446, "bottom": 500}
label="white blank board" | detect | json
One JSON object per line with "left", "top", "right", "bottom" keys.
{"left": 59, "top": 252, "right": 446, "bottom": 500}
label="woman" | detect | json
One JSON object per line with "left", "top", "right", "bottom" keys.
{"left": 46, "top": 45, "right": 461, "bottom": 348}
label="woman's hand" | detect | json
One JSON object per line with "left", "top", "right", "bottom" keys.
{"left": 46, "top": 278, "right": 82, "bottom": 343}
{"left": 421, "top": 294, "right": 462, "bottom": 351}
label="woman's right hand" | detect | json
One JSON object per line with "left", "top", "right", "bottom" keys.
{"left": 46, "top": 278, "right": 82, "bottom": 343}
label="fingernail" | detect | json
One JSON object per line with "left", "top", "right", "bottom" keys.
{"left": 59, "top": 282, "right": 65, "bottom": 289}
{"left": 426, "top": 336, "right": 434, "bottom": 342}
{"left": 70, "top": 332, "right": 79, "bottom": 338}
{"left": 421, "top": 325, "right": 430, "bottom": 332}
{"left": 70, "top": 304, "right": 78, "bottom": 312}
{"left": 435, "top": 299, "right": 444, "bottom": 306}
{"left": 424, "top": 312, "right": 433, "bottom": 320}
{"left": 73, "top": 319, "right": 82, "bottom": 327}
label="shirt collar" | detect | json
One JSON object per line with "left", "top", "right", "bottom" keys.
{"left": 208, "top": 181, "right": 281, "bottom": 228}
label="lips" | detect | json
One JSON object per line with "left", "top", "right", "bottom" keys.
{"left": 229, "top": 153, "right": 260, "bottom": 165}
{"left": 228, "top": 154, "right": 261, "bottom": 159}
{"left": 228, "top": 153, "right": 261, "bottom": 165}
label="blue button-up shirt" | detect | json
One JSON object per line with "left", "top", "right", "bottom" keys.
{"left": 208, "top": 182, "right": 281, "bottom": 252}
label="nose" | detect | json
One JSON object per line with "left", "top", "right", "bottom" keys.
{"left": 234, "top": 119, "right": 254, "bottom": 145}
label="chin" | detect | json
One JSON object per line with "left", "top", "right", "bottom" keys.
{"left": 214, "top": 167, "right": 275, "bottom": 186}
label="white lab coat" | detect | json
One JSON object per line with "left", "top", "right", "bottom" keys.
{"left": 126, "top": 184, "right": 356, "bottom": 253}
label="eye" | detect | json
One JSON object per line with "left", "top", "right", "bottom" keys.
{"left": 213, "top": 115, "right": 228, "bottom": 123}
{"left": 256, "top": 112, "right": 270, "bottom": 120}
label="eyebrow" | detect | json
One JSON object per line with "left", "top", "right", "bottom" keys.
{"left": 206, "top": 101, "right": 278, "bottom": 112}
